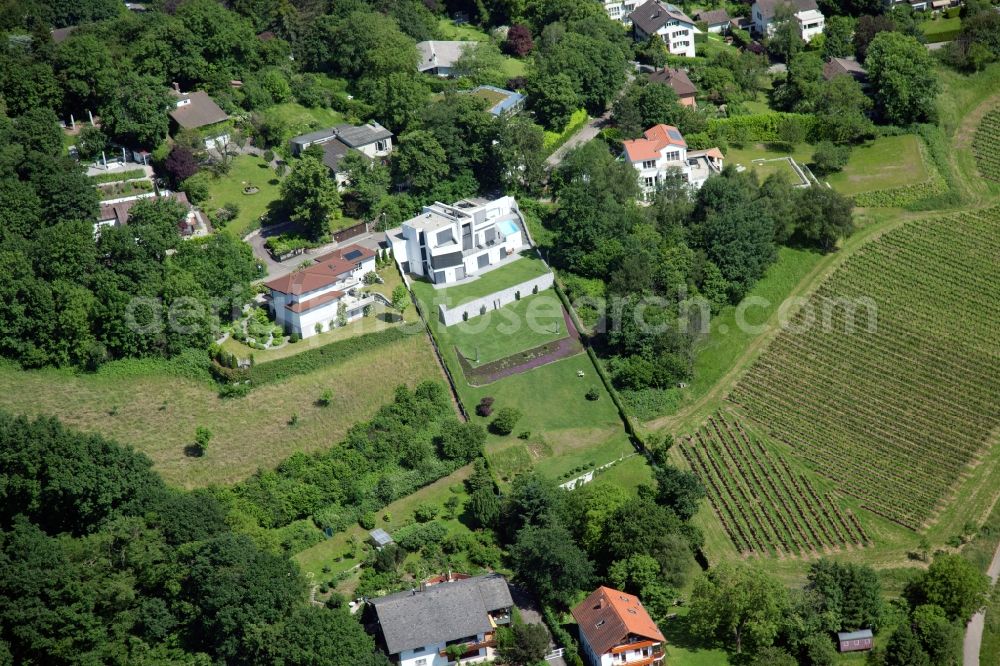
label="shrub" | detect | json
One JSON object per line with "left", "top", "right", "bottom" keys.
{"left": 480, "top": 305, "right": 487, "bottom": 315}
{"left": 585, "top": 386, "right": 600, "bottom": 401}
{"left": 518, "top": 431, "right": 531, "bottom": 439}
{"left": 363, "top": 271, "right": 379, "bottom": 285}
{"left": 490, "top": 407, "right": 522, "bottom": 435}
{"left": 180, "top": 171, "right": 212, "bottom": 204}
{"left": 194, "top": 426, "right": 212, "bottom": 455}
{"left": 263, "top": 149, "right": 275, "bottom": 162}
{"left": 414, "top": 502, "right": 440, "bottom": 523}
{"left": 476, "top": 397, "right": 495, "bottom": 417}
{"left": 318, "top": 389, "right": 333, "bottom": 407}
{"left": 359, "top": 513, "right": 376, "bottom": 529}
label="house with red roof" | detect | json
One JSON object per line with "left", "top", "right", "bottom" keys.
{"left": 264, "top": 243, "right": 377, "bottom": 338}
{"left": 572, "top": 587, "right": 666, "bottom": 666}
{"left": 622, "top": 124, "right": 723, "bottom": 199}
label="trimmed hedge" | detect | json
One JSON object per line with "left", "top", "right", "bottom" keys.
{"left": 543, "top": 606, "right": 584, "bottom": 666}
{"left": 708, "top": 113, "right": 818, "bottom": 144}
{"left": 249, "top": 327, "right": 409, "bottom": 386}
{"left": 543, "top": 108, "right": 589, "bottom": 153}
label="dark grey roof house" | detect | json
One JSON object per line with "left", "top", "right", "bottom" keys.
{"left": 289, "top": 122, "right": 394, "bottom": 183}
{"left": 369, "top": 573, "right": 513, "bottom": 663}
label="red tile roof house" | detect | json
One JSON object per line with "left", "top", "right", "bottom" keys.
{"left": 622, "top": 124, "right": 723, "bottom": 199}
{"left": 264, "top": 244, "right": 377, "bottom": 338}
{"left": 572, "top": 587, "right": 666, "bottom": 666}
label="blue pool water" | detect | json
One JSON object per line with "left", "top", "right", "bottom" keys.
{"left": 499, "top": 219, "right": 519, "bottom": 236}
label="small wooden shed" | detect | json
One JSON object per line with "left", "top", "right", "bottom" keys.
{"left": 837, "top": 629, "right": 873, "bottom": 652}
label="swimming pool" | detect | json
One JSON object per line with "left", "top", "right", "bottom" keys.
{"left": 498, "top": 219, "right": 519, "bottom": 237}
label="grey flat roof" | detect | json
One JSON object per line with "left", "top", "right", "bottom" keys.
{"left": 369, "top": 528, "right": 393, "bottom": 545}
{"left": 291, "top": 128, "right": 338, "bottom": 145}
{"left": 838, "top": 630, "right": 873, "bottom": 640}
{"left": 371, "top": 574, "right": 513, "bottom": 655}
{"left": 334, "top": 122, "right": 392, "bottom": 148}
{"left": 416, "top": 41, "right": 472, "bottom": 71}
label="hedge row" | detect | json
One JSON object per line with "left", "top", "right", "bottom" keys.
{"left": 707, "top": 113, "right": 818, "bottom": 143}
{"left": 249, "top": 327, "right": 409, "bottom": 386}
{"left": 542, "top": 606, "right": 584, "bottom": 666}
{"left": 88, "top": 168, "right": 146, "bottom": 184}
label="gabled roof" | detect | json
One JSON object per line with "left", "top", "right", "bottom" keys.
{"left": 370, "top": 573, "right": 513, "bottom": 655}
{"left": 695, "top": 8, "right": 731, "bottom": 24}
{"left": 838, "top": 629, "right": 873, "bottom": 641}
{"left": 169, "top": 91, "right": 229, "bottom": 130}
{"left": 572, "top": 587, "right": 665, "bottom": 657}
{"left": 822, "top": 57, "right": 867, "bottom": 82}
{"left": 631, "top": 0, "right": 697, "bottom": 35}
{"left": 623, "top": 124, "right": 687, "bottom": 162}
{"left": 416, "top": 40, "right": 471, "bottom": 71}
{"left": 320, "top": 139, "right": 352, "bottom": 174}
{"left": 333, "top": 122, "right": 393, "bottom": 148}
{"left": 754, "top": 0, "right": 819, "bottom": 19}
{"left": 264, "top": 244, "right": 375, "bottom": 295}
{"left": 648, "top": 67, "right": 697, "bottom": 97}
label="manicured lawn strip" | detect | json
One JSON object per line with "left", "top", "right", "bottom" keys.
{"left": 414, "top": 253, "right": 551, "bottom": 305}
{"left": 0, "top": 333, "right": 441, "bottom": 488}
{"left": 826, "top": 135, "right": 930, "bottom": 195}
{"left": 441, "top": 291, "right": 568, "bottom": 365}
{"left": 259, "top": 102, "right": 346, "bottom": 145}
{"left": 203, "top": 155, "right": 283, "bottom": 238}
{"left": 921, "top": 15, "right": 961, "bottom": 42}
{"left": 724, "top": 141, "right": 816, "bottom": 174}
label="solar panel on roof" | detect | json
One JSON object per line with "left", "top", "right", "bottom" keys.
{"left": 344, "top": 249, "right": 363, "bottom": 260}
{"left": 667, "top": 128, "right": 683, "bottom": 141}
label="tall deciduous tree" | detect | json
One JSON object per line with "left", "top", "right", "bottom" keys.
{"left": 524, "top": 71, "right": 579, "bottom": 130}
{"left": 509, "top": 522, "right": 594, "bottom": 606}
{"left": 909, "top": 554, "right": 990, "bottom": 622}
{"left": 688, "top": 563, "right": 789, "bottom": 654}
{"left": 280, "top": 156, "right": 341, "bottom": 240}
{"left": 98, "top": 71, "right": 172, "bottom": 148}
{"left": 395, "top": 130, "right": 449, "bottom": 193}
{"left": 865, "top": 32, "right": 939, "bottom": 124}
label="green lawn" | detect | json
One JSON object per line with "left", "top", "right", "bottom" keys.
{"left": 414, "top": 252, "right": 551, "bottom": 305}
{"left": 435, "top": 18, "right": 526, "bottom": 78}
{"left": 258, "top": 102, "right": 346, "bottom": 146}
{"left": 204, "top": 155, "right": 283, "bottom": 238}
{"left": 921, "top": 15, "right": 961, "bottom": 42}
{"left": 724, "top": 142, "right": 817, "bottom": 176}
{"left": 0, "top": 332, "right": 441, "bottom": 489}
{"left": 444, "top": 292, "right": 567, "bottom": 366}
{"left": 826, "top": 134, "right": 930, "bottom": 195}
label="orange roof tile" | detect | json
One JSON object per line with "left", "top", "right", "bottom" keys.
{"left": 571, "top": 587, "right": 665, "bottom": 656}
{"left": 265, "top": 244, "right": 375, "bottom": 295}
{"left": 622, "top": 124, "right": 687, "bottom": 163}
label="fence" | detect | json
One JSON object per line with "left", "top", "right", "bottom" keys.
{"left": 333, "top": 220, "right": 370, "bottom": 243}
{"left": 437, "top": 273, "right": 555, "bottom": 326}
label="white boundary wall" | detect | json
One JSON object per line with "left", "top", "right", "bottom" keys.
{"left": 437, "top": 273, "right": 555, "bottom": 326}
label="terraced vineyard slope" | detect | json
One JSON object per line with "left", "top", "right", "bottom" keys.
{"left": 682, "top": 413, "right": 869, "bottom": 558}
{"left": 973, "top": 108, "right": 1000, "bottom": 181}
{"left": 730, "top": 207, "right": 1000, "bottom": 530}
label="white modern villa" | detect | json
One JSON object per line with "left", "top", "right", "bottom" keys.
{"left": 601, "top": 0, "right": 641, "bottom": 24}
{"left": 622, "top": 124, "right": 724, "bottom": 198}
{"left": 752, "top": 0, "right": 825, "bottom": 42}
{"left": 389, "top": 196, "right": 526, "bottom": 285}
{"left": 264, "top": 243, "right": 377, "bottom": 338}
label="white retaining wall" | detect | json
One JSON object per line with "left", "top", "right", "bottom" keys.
{"left": 437, "top": 272, "right": 555, "bottom": 326}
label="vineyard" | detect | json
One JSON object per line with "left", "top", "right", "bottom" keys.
{"left": 730, "top": 207, "right": 1000, "bottom": 530}
{"left": 973, "top": 108, "right": 1000, "bottom": 181}
{"left": 682, "top": 413, "right": 869, "bottom": 558}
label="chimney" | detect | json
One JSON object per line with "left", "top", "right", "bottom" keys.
{"left": 172, "top": 81, "right": 180, "bottom": 93}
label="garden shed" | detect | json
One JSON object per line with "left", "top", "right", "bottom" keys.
{"left": 369, "top": 528, "right": 394, "bottom": 550}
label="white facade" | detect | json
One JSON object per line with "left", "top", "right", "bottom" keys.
{"left": 752, "top": 1, "right": 825, "bottom": 42}
{"left": 631, "top": 2, "right": 700, "bottom": 58}
{"left": 635, "top": 20, "right": 698, "bottom": 58}
{"left": 603, "top": 0, "right": 641, "bottom": 24}
{"left": 267, "top": 251, "right": 377, "bottom": 339}
{"left": 578, "top": 632, "right": 663, "bottom": 666}
{"left": 398, "top": 634, "right": 494, "bottom": 666}
{"left": 391, "top": 196, "right": 526, "bottom": 285}
{"left": 622, "top": 125, "right": 723, "bottom": 199}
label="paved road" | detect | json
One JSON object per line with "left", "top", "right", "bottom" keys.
{"left": 964, "top": 539, "right": 1000, "bottom": 665}
{"left": 245, "top": 224, "right": 383, "bottom": 281}
{"left": 545, "top": 112, "right": 611, "bottom": 168}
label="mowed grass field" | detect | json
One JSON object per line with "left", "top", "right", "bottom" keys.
{"left": 204, "top": 155, "right": 283, "bottom": 238}
{"left": 0, "top": 332, "right": 442, "bottom": 488}
{"left": 729, "top": 207, "right": 1000, "bottom": 530}
{"left": 445, "top": 291, "right": 567, "bottom": 365}
{"left": 419, "top": 252, "right": 551, "bottom": 304}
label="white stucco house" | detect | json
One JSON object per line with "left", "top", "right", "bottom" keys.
{"left": 622, "top": 124, "right": 723, "bottom": 198}
{"left": 630, "top": 0, "right": 700, "bottom": 59}
{"left": 389, "top": 196, "right": 526, "bottom": 285}
{"left": 289, "top": 122, "right": 393, "bottom": 189}
{"left": 572, "top": 587, "right": 666, "bottom": 666}
{"left": 369, "top": 573, "right": 514, "bottom": 666}
{"left": 264, "top": 243, "right": 377, "bottom": 338}
{"left": 752, "top": 0, "right": 825, "bottom": 42}
{"left": 602, "top": 0, "right": 641, "bottom": 24}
